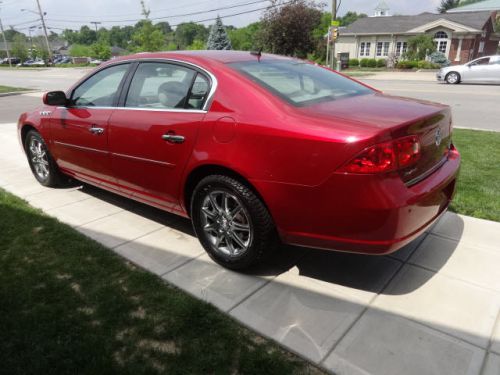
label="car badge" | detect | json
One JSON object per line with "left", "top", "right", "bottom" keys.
{"left": 435, "top": 128, "right": 442, "bottom": 147}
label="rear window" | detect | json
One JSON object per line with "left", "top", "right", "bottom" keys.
{"left": 229, "top": 60, "right": 373, "bottom": 107}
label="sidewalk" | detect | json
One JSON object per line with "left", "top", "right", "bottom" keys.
{"left": 358, "top": 70, "right": 438, "bottom": 81}
{"left": 1, "top": 121, "right": 499, "bottom": 375}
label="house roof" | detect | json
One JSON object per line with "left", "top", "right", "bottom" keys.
{"left": 448, "top": 0, "right": 500, "bottom": 13}
{"left": 341, "top": 10, "right": 493, "bottom": 35}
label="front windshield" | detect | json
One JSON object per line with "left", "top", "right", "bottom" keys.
{"left": 229, "top": 60, "right": 373, "bottom": 107}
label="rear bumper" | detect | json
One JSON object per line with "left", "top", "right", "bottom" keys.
{"left": 252, "top": 147, "right": 460, "bottom": 255}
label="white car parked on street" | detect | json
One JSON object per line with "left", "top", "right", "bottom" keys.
{"left": 437, "top": 55, "right": 500, "bottom": 84}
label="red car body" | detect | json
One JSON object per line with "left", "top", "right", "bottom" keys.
{"left": 18, "top": 51, "right": 460, "bottom": 255}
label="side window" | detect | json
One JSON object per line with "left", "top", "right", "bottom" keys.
{"left": 126, "top": 62, "right": 208, "bottom": 110}
{"left": 188, "top": 74, "right": 210, "bottom": 110}
{"left": 71, "top": 64, "right": 129, "bottom": 107}
{"left": 472, "top": 57, "right": 490, "bottom": 66}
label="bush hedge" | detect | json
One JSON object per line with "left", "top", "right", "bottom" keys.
{"left": 349, "top": 58, "right": 359, "bottom": 67}
{"left": 360, "top": 58, "right": 377, "bottom": 68}
{"left": 376, "top": 59, "right": 386, "bottom": 68}
{"left": 396, "top": 60, "right": 440, "bottom": 69}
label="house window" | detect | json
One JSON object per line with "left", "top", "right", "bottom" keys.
{"left": 434, "top": 31, "right": 448, "bottom": 39}
{"left": 360, "top": 42, "right": 371, "bottom": 57}
{"left": 376, "top": 42, "right": 390, "bottom": 57}
{"left": 434, "top": 31, "right": 449, "bottom": 55}
{"left": 396, "top": 42, "right": 408, "bottom": 56}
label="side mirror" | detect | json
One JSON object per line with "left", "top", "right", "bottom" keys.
{"left": 43, "top": 91, "right": 67, "bottom": 106}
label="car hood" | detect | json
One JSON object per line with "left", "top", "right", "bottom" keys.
{"left": 297, "top": 92, "right": 447, "bottom": 131}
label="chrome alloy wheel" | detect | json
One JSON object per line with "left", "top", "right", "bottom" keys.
{"left": 29, "top": 137, "right": 50, "bottom": 180}
{"left": 446, "top": 72, "right": 459, "bottom": 84}
{"left": 200, "top": 190, "right": 253, "bottom": 257}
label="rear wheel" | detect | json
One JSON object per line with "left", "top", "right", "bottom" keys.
{"left": 25, "top": 130, "right": 61, "bottom": 187}
{"left": 191, "top": 175, "right": 276, "bottom": 270}
{"left": 445, "top": 72, "right": 460, "bottom": 84}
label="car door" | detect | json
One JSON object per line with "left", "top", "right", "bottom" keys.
{"left": 489, "top": 57, "right": 500, "bottom": 83}
{"left": 108, "top": 61, "right": 212, "bottom": 210}
{"left": 462, "top": 57, "right": 491, "bottom": 82}
{"left": 50, "top": 63, "right": 131, "bottom": 187}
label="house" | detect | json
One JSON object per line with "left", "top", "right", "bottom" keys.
{"left": 336, "top": 2, "right": 499, "bottom": 64}
{"left": 448, "top": 0, "right": 500, "bottom": 13}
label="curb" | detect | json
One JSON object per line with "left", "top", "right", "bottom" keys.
{"left": 0, "top": 90, "right": 36, "bottom": 98}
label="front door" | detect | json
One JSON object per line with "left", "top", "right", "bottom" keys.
{"left": 50, "top": 63, "right": 130, "bottom": 187}
{"left": 462, "top": 57, "right": 491, "bottom": 82}
{"left": 108, "top": 61, "right": 211, "bottom": 211}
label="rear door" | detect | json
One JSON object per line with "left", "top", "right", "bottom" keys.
{"left": 489, "top": 57, "right": 500, "bottom": 83}
{"left": 108, "top": 61, "right": 212, "bottom": 210}
{"left": 50, "top": 63, "right": 131, "bottom": 187}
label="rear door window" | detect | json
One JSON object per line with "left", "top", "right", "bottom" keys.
{"left": 125, "top": 62, "right": 209, "bottom": 110}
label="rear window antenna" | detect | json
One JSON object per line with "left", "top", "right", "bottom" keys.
{"left": 250, "top": 47, "right": 263, "bottom": 61}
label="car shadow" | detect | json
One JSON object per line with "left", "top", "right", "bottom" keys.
{"left": 76, "top": 182, "right": 464, "bottom": 296}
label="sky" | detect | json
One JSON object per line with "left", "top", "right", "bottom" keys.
{"left": 0, "top": 0, "right": 443, "bottom": 36}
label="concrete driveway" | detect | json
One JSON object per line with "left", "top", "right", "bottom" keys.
{"left": 1, "top": 119, "right": 499, "bottom": 375}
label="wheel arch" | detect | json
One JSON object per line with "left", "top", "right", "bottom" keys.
{"left": 183, "top": 164, "right": 269, "bottom": 218}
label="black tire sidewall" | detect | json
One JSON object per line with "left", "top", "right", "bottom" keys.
{"left": 191, "top": 175, "right": 274, "bottom": 270}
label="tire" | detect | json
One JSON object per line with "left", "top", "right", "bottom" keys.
{"left": 445, "top": 72, "right": 461, "bottom": 84}
{"left": 191, "top": 175, "right": 276, "bottom": 270}
{"left": 24, "top": 130, "right": 62, "bottom": 187}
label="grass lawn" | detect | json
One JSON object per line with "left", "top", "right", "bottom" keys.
{"left": 0, "top": 189, "right": 322, "bottom": 375}
{"left": 0, "top": 85, "right": 28, "bottom": 93}
{"left": 451, "top": 129, "right": 500, "bottom": 222}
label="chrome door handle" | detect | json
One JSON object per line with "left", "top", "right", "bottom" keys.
{"left": 89, "top": 127, "right": 104, "bottom": 135}
{"left": 162, "top": 134, "right": 185, "bottom": 144}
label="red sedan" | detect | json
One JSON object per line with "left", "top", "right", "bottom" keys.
{"left": 18, "top": 51, "right": 460, "bottom": 269}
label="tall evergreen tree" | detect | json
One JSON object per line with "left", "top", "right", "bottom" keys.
{"left": 206, "top": 16, "right": 232, "bottom": 50}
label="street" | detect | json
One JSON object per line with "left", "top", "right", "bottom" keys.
{"left": 361, "top": 76, "right": 500, "bottom": 132}
{"left": 1, "top": 68, "right": 498, "bottom": 131}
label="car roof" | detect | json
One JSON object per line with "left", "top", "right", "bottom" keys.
{"left": 110, "top": 50, "right": 291, "bottom": 65}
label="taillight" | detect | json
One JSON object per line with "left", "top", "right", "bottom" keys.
{"left": 339, "top": 136, "right": 421, "bottom": 174}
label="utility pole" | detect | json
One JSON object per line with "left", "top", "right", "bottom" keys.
{"left": 329, "top": 0, "right": 337, "bottom": 70}
{"left": 91, "top": 21, "right": 101, "bottom": 33}
{"left": 0, "top": 1, "right": 12, "bottom": 67}
{"left": 34, "top": 0, "right": 51, "bottom": 59}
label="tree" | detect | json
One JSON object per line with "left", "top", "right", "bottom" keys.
{"left": 206, "top": 16, "right": 232, "bottom": 50}
{"left": 174, "top": 22, "right": 208, "bottom": 49}
{"left": 155, "top": 22, "right": 172, "bottom": 34}
{"left": 339, "top": 11, "right": 367, "bottom": 26}
{"left": 187, "top": 39, "right": 205, "bottom": 50}
{"left": 90, "top": 41, "right": 112, "bottom": 60}
{"left": 11, "top": 34, "right": 28, "bottom": 61}
{"left": 69, "top": 44, "right": 92, "bottom": 57}
{"left": 78, "top": 26, "right": 97, "bottom": 45}
{"left": 404, "top": 35, "right": 436, "bottom": 60}
{"left": 258, "top": 0, "right": 323, "bottom": 58}
{"left": 132, "top": 20, "right": 165, "bottom": 52}
{"left": 438, "top": 0, "right": 460, "bottom": 13}
{"left": 228, "top": 22, "right": 261, "bottom": 51}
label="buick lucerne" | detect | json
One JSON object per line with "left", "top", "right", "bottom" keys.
{"left": 18, "top": 51, "right": 460, "bottom": 269}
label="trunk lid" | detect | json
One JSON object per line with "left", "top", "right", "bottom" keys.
{"left": 299, "top": 93, "right": 452, "bottom": 184}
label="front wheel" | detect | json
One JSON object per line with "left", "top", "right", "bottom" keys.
{"left": 191, "top": 175, "right": 276, "bottom": 270}
{"left": 25, "top": 130, "right": 62, "bottom": 187}
{"left": 445, "top": 72, "right": 461, "bottom": 84}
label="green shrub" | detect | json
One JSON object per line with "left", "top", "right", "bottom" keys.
{"left": 360, "top": 58, "right": 377, "bottom": 68}
{"left": 396, "top": 60, "right": 418, "bottom": 69}
{"left": 349, "top": 58, "right": 359, "bottom": 67}
{"left": 416, "top": 60, "right": 440, "bottom": 69}
{"left": 376, "top": 59, "right": 386, "bottom": 68}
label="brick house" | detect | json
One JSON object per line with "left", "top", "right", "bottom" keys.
{"left": 336, "top": 4, "right": 499, "bottom": 65}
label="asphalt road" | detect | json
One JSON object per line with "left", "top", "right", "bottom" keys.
{"left": 360, "top": 78, "right": 500, "bottom": 132}
{"left": 0, "top": 68, "right": 498, "bottom": 131}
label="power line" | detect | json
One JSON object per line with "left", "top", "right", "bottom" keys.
{"left": 47, "top": 0, "right": 251, "bottom": 19}
{"left": 45, "top": 0, "right": 271, "bottom": 24}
